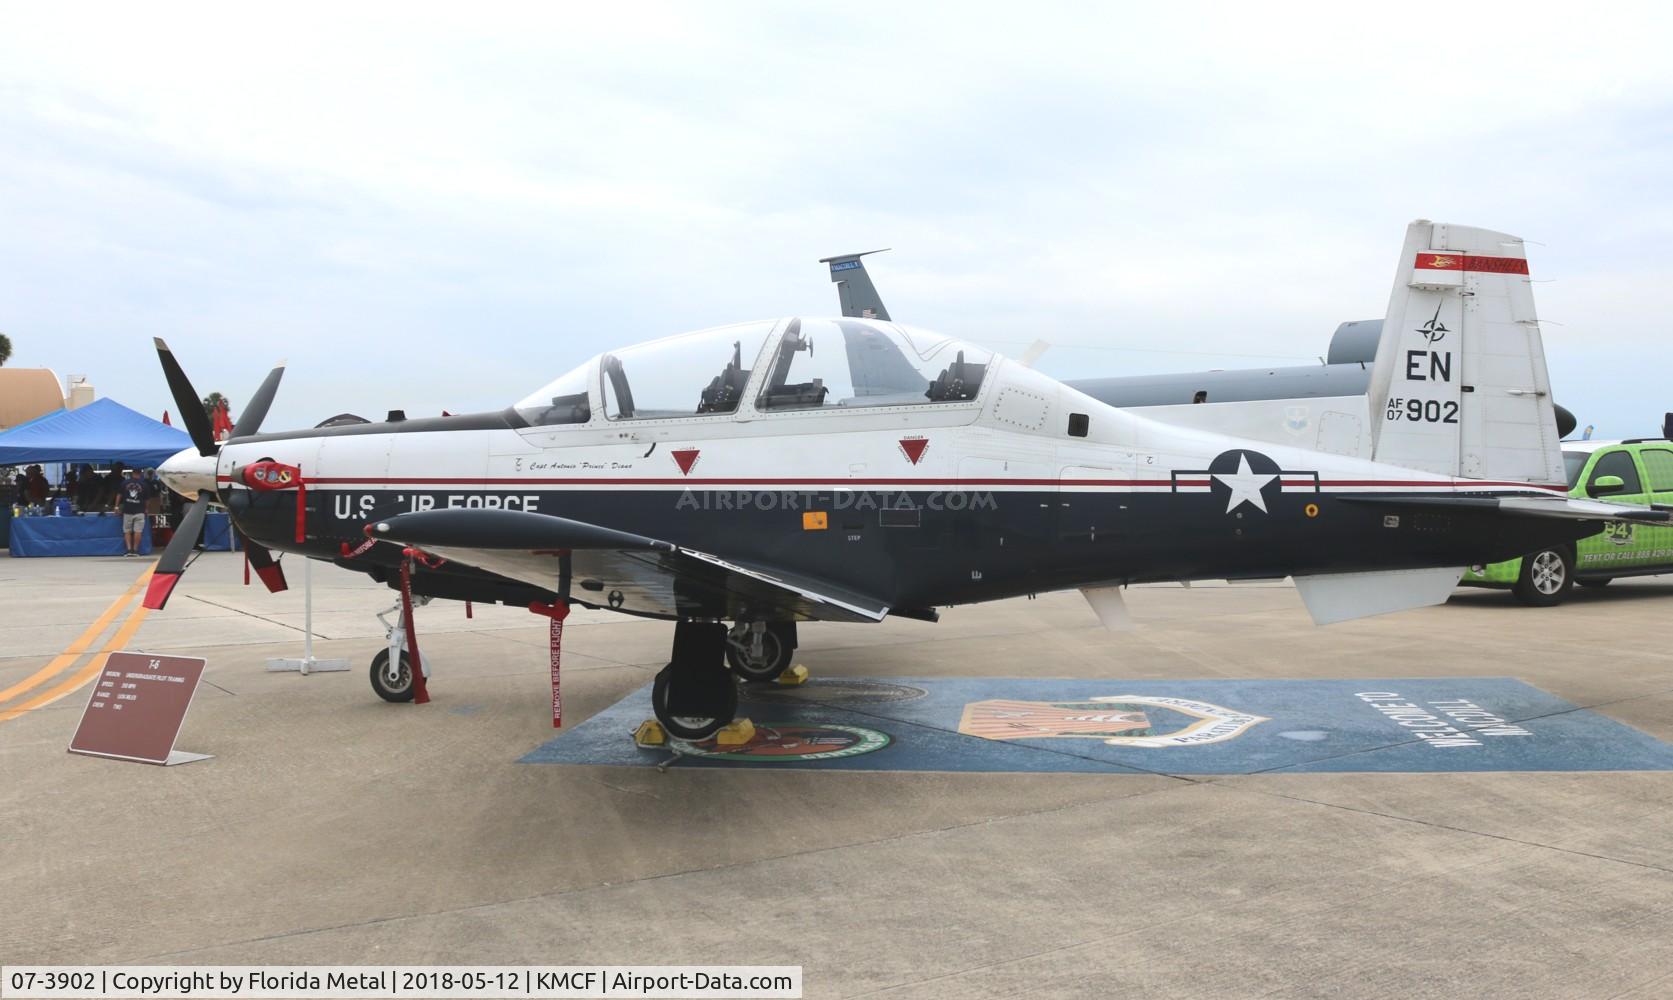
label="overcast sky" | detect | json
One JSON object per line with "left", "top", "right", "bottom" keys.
{"left": 2, "top": 2, "right": 1670, "bottom": 437}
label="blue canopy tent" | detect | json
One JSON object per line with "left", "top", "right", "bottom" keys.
{"left": 3, "top": 400, "right": 197, "bottom": 555}
{"left": 0, "top": 397, "right": 192, "bottom": 468}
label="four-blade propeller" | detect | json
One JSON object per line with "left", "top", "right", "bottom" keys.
{"left": 145, "top": 340, "right": 289, "bottom": 610}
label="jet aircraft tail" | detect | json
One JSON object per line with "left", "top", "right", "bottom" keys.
{"left": 819, "top": 249, "right": 892, "bottom": 321}
{"left": 1366, "top": 220, "right": 1566, "bottom": 485}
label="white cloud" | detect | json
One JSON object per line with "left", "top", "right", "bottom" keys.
{"left": 1, "top": 1, "right": 1670, "bottom": 434}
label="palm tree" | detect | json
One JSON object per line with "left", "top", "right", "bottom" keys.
{"left": 201, "top": 392, "right": 227, "bottom": 420}
{"left": 0, "top": 332, "right": 12, "bottom": 366}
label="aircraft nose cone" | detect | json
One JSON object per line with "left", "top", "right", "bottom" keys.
{"left": 159, "top": 447, "right": 216, "bottom": 498}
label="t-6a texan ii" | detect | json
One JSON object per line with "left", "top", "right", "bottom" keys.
{"left": 148, "top": 220, "right": 1666, "bottom": 739}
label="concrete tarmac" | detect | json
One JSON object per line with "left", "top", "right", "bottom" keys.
{"left": 2, "top": 553, "right": 1672, "bottom": 998}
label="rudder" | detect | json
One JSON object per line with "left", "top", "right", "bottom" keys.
{"left": 1366, "top": 220, "right": 1565, "bottom": 485}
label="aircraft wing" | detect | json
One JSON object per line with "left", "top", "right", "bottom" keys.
{"left": 366, "top": 508, "right": 891, "bottom": 623}
{"left": 1335, "top": 494, "right": 1672, "bottom": 522}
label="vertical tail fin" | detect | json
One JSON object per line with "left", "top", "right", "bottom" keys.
{"left": 1366, "top": 220, "right": 1565, "bottom": 484}
{"left": 819, "top": 249, "right": 892, "bottom": 320}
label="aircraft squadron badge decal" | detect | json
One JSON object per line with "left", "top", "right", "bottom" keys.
{"left": 959, "top": 695, "right": 1267, "bottom": 748}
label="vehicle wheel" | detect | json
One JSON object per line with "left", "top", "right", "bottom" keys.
{"left": 725, "top": 623, "right": 795, "bottom": 682}
{"left": 651, "top": 665, "right": 737, "bottom": 740}
{"left": 1578, "top": 577, "right": 1613, "bottom": 588}
{"left": 1513, "top": 547, "right": 1575, "bottom": 607}
{"left": 370, "top": 648, "right": 415, "bottom": 702}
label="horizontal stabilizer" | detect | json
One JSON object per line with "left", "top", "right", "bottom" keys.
{"left": 1335, "top": 494, "right": 1670, "bottom": 523}
{"left": 1292, "top": 566, "right": 1463, "bottom": 625}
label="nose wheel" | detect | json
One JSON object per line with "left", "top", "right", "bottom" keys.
{"left": 369, "top": 648, "right": 415, "bottom": 703}
{"left": 370, "top": 594, "right": 430, "bottom": 702}
{"left": 650, "top": 621, "right": 738, "bottom": 741}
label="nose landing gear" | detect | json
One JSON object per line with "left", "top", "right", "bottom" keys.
{"left": 370, "top": 594, "right": 431, "bottom": 703}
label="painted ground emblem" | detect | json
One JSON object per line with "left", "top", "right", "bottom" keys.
{"left": 959, "top": 695, "right": 1267, "bottom": 748}
{"left": 676, "top": 723, "right": 891, "bottom": 761}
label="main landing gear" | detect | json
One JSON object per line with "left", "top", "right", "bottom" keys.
{"left": 370, "top": 594, "right": 432, "bottom": 702}
{"left": 650, "top": 620, "right": 800, "bottom": 740}
{"left": 725, "top": 621, "right": 797, "bottom": 682}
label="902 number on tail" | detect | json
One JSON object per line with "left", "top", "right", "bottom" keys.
{"left": 1386, "top": 397, "right": 1460, "bottom": 424}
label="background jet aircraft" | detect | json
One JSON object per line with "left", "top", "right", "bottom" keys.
{"left": 149, "top": 221, "right": 1664, "bottom": 739}
{"left": 821, "top": 248, "right": 1580, "bottom": 442}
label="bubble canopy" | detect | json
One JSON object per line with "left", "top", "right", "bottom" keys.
{"left": 513, "top": 319, "right": 993, "bottom": 426}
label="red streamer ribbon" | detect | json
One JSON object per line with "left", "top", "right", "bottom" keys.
{"left": 399, "top": 549, "right": 430, "bottom": 705}
{"left": 528, "top": 602, "right": 571, "bottom": 727}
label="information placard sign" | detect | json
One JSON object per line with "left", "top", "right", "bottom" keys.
{"left": 68, "top": 652, "right": 211, "bottom": 766}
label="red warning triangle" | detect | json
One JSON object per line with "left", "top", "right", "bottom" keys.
{"left": 899, "top": 438, "right": 928, "bottom": 465}
{"left": 672, "top": 449, "right": 701, "bottom": 475}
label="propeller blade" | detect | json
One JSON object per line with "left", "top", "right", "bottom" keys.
{"left": 241, "top": 533, "right": 289, "bottom": 593}
{"left": 230, "top": 363, "right": 286, "bottom": 440}
{"left": 153, "top": 338, "right": 218, "bottom": 457}
{"left": 144, "top": 494, "right": 211, "bottom": 610}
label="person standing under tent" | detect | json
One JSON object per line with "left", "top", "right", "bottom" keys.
{"left": 26, "top": 466, "right": 48, "bottom": 505}
{"left": 76, "top": 465, "right": 98, "bottom": 512}
{"left": 117, "top": 467, "right": 148, "bottom": 557}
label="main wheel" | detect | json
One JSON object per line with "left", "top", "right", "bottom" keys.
{"left": 1578, "top": 577, "right": 1613, "bottom": 588}
{"left": 370, "top": 648, "right": 415, "bottom": 702}
{"left": 651, "top": 665, "right": 737, "bottom": 741}
{"left": 726, "top": 623, "right": 796, "bottom": 682}
{"left": 1513, "top": 546, "right": 1575, "bottom": 607}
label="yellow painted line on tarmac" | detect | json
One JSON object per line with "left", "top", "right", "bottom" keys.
{"left": 0, "top": 562, "right": 158, "bottom": 723}
{"left": 0, "top": 562, "right": 155, "bottom": 708}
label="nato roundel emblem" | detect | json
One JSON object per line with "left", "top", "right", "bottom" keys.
{"left": 677, "top": 724, "right": 891, "bottom": 762}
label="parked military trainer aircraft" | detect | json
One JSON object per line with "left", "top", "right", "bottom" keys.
{"left": 150, "top": 221, "right": 1666, "bottom": 738}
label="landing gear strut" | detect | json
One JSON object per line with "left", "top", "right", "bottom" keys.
{"left": 370, "top": 594, "right": 431, "bottom": 702}
{"left": 651, "top": 621, "right": 737, "bottom": 741}
{"left": 725, "top": 621, "right": 798, "bottom": 682}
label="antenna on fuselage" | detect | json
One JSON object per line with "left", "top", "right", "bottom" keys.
{"left": 819, "top": 248, "right": 891, "bottom": 321}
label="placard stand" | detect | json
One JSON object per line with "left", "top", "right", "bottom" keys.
{"left": 266, "top": 558, "right": 350, "bottom": 674}
{"left": 69, "top": 652, "right": 213, "bottom": 766}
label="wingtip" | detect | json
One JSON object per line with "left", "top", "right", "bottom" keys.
{"left": 153, "top": 337, "right": 170, "bottom": 351}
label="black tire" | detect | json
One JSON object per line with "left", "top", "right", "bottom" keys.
{"left": 725, "top": 623, "right": 796, "bottom": 682}
{"left": 370, "top": 648, "right": 415, "bottom": 702}
{"left": 1513, "top": 546, "right": 1575, "bottom": 607}
{"left": 651, "top": 665, "right": 737, "bottom": 741}
{"left": 1578, "top": 577, "right": 1613, "bottom": 588}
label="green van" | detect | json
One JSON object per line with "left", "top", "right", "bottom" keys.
{"left": 1462, "top": 437, "right": 1673, "bottom": 605}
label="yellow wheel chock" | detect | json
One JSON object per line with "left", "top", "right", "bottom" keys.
{"left": 632, "top": 720, "right": 667, "bottom": 748}
{"left": 776, "top": 664, "right": 810, "bottom": 686}
{"left": 714, "top": 718, "right": 757, "bottom": 746}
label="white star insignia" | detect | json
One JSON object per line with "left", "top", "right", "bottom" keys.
{"left": 1213, "top": 453, "right": 1277, "bottom": 514}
